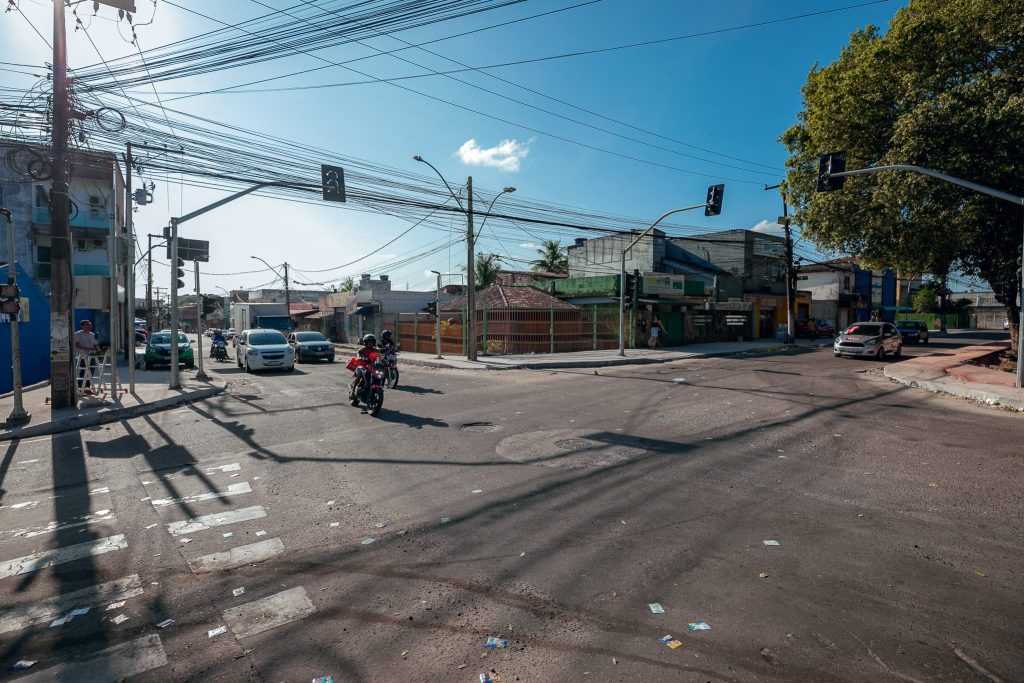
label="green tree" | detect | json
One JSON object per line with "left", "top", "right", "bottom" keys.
{"left": 338, "top": 276, "right": 354, "bottom": 293}
{"left": 475, "top": 253, "right": 500, "bottom": 289}
{"left": 781, "top": 0, "right": 1024, "bottom": 353}
{"left": 531, "top": 240, "right": 568, "bottom": 273}
{"left": 912, "top": 286, "right": 938, "bottom": 314}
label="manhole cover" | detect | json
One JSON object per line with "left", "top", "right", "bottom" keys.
{"left": 553, "top": 438, "right": 597, "bottom": 452}
{"left": 460, "top": 421, "right": 501, "bottom": 433}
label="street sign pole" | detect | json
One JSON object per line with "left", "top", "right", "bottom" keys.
{"left": 194, "top": 261, "right": 208, "bottom": 381}
{"left": 2, "top": 209, "right": 29, "bottom": 425}
{"left": 169, "top": 218, "right": 181, "bottom": 389}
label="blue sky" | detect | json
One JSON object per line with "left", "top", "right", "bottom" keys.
{"left": 2, "top": 0, "right": 906, "bottom": 294}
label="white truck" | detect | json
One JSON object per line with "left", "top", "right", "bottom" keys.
{"left": 231, "top": 302, "right": 290, "bottom": 335}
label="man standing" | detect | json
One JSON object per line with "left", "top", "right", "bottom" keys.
{"left": 648, "top": 318, "right": 662, "bottom": 349}
{"left": 74, "top": 319, "right": 99, "bottom": 393}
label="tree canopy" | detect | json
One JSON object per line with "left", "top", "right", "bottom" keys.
{"left": 781, "top": 0, "right": 1024, "bottom": 326}
{"left": 475, "top": 253, "right": 500, "bottom": 289}
{"left": 531, "top": 240, "right": 568, "bottom": 274}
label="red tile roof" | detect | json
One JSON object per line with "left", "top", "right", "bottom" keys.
{"left": 441, "top": 284, "right": 577, "bottom": 311}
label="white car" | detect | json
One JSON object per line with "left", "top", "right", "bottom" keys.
{"left": 834, "top": 322, "right": 903, "bottom": 359}
{"left": 235, "top": 328, "right": 295, "bottom": 373}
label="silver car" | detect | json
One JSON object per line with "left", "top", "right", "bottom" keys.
{"left": 833, "top": 322, "right": 903, "bottom": 360}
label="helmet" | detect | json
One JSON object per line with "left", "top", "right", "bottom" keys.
{"left": 381, "top": 329, "right": 393, "bottom": 341}
{"left": 361, "top": 334, "right": 377, "bottom": 347}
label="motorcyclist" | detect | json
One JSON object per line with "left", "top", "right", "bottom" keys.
{"left": 380, "top": 329, "right": 397, "bottom": 355}
{"left": 347, "top": 333, "right": 380, "bottom": 395}
{"left": 211, "top": 329, "right": 227, "bottom": 357}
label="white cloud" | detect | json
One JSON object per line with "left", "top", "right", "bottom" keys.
{"left": 752, "top": 219, "right": 784, "bottom": 237}
{"left": 519, "top": 242, "right": 542, "bottom": 250}
{"left": 456, "top": 138, "right": 530, "bottom": 172}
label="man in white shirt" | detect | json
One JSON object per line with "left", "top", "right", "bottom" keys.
{"left": 74, "top": 320, "right": 99, "bottom": 392}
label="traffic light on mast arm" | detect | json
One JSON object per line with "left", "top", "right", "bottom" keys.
{"left": 173, "top": 258, "right": 186, "bottom": 291}
{"left": 705, "top": 184, "right": 725, "bottom": 216}
{"left": 0, "top": 283, "right": 20, "bottom": 316}
{"left": 816, "top": 152, "right": 847, "bottom": 192}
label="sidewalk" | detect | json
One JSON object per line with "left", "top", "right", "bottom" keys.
{"left": 335, "top": 339, "right": 808, "bottom": 371}
{"left": 884, "top": 342, "right": 1024, "bottom": 411}
{"left": 1, "top": 359, "right": 227, "bottom": 441}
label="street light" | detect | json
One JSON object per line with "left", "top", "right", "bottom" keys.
{"left": 250, "top": 255, "right": 291, "bottom": 330}
{"left": 477, "top": 187, "right": 516, "bottom": 239}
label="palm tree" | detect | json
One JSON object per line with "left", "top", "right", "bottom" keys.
{"left": 338, "top": 276, "right": 355, "bottom": 293}
{"left": 531, "top": 240, "right": 568, "bottom": 273}
{"left": 475, "top": 253, "right": 500, "bottom": 289}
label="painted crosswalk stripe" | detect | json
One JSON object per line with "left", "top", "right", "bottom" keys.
{"left": 0, "top": 574, "right": 143, "bottom": 635}
{"left": 205, "top": 463, "right": 241, "bottom": 474}
{"left": 1, "top": 501, "right": 40, "bottom": 512}
{"left": 4, "top": 510, "right": 115, "bottom": 540}
{"left": 223, "top": 586, "right": 315, "bottom": 639}
{"left": 0, "top": 535, "right": 127, "bottom": 580}
{"left": 151, "top": 482, "right": 252, "bottom": 507}
{"left": 16, "top": 633, "right": 167, "bottom": 682}
{"left": 187, "top": 538, "right": 285, "bottom": 574}
{"left": 166, "top": 505, "right": 267, "bottom": 536}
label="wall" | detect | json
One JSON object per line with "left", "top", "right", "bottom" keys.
{"left": 0, "top": 264, "right": 51, "bottom": 393}
{"left": 567, "top": 232, "right": 658, "bottom": 278}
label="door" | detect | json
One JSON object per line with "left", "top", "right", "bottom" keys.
{"left": 662, "top": 310, "right": 684, "bottom": 346}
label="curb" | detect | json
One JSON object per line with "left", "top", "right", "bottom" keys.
{"left": 0, "top": 383, "right": 227, "bottom": 442}
{"left": 0, "top": 379, "right": 50, "bottom": 401}
{"left": 883, "top": 367, "right": 1024, "bottom": 412}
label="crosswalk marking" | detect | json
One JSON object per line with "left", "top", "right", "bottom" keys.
{"left": 0, "top": 574, "right": 143, "bottom": 635}
{"left": 1, "top": 501, "right": 39, "bottom": 512}
{"left": 166, "top": 505, "right": 267, "bottom": 536}
{"left": 223, "top": 586, "right": 315, "bottom": 639}
{"left": 0, "top": 534, "right": 127, "bottom": 580}
{"left": 187, "top": 538, "right": 285, "bottom": 574}
{"left": 151, "top": 482, "right": 252, "bottom": 507}
{"left": 16, "top": 633, "right": 167, "bottom": 682}
{"left": 206, "top": 463, "right": 241, "bottom": 474}
{"left": 3, "top": 510, "right": 115, "bottom": 541}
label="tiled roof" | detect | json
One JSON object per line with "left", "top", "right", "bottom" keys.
{"left": 441, "top": 284, "right": 577, "bottom": 311}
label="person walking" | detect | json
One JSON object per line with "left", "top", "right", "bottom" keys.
{"left": 648, "top": 318, "right": 662, "bottom": 349}
{"left": 74, "top": 319, "right": 99, "bottom": 393}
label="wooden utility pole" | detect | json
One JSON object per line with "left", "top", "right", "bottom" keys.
{"left": 465, "top": 176, "right": 476, "bottom": 361}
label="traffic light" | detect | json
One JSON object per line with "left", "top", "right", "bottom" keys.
{"left": 816, "top": 152, "right": 847, "bottom": 192}
{"left": 173, "top": 257, "right": 186, "bottom": 291}
{"left": 0, "top": 283, "right": 20, "bottom": 317}
{"left": 704, "top": 184, "right": 725, "bottom": 216}
{"left": 424, "top": 301, "right": 437, "bottom": 315}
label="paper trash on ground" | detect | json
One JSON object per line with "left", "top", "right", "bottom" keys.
{"left": 111, "top": 613, "right": 129, "bottom": 625}
{"left": 688, "top": 621, "right": 711, "bottom": 631}
{"left": 233, "top": 587, "right": 246, "bottom": 597}
{"left": 208, "top": 625, "right": 227, "bottom": 638}
{"left": 648, "top": 602, "right": 665, "bottom": 614}
{"left": 762, "top": 540, "right": 781, "bottom": 546}
{"left": 156, "top": 618, "right": 175, "bottom": 629}
{"left": 484, "top": 636, "right": 509, "bottom": 649}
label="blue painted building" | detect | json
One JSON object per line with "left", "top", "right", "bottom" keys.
{"left": 0, "top": 264, "right": 50, "bottom": 394}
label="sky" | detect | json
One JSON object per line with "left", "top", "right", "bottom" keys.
{"left": 1, "top": 0, "right": 908, "bottom": 297}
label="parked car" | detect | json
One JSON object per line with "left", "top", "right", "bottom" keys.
{"left": 814, "top": 319, "right": 835, "bottom": 338}
{"left": 142, "top": 331, "right": 194, "bottom": 370}
{"left": 796, "top": 318, "right": 836, "bottom": 339}
{"left": 236, "top": 328, "right": 295, "bottom": 373}
{"left": 896, "top": 320, "right": 929, "bottom": 344}
{"left": 833, "top": 322, "right": 902, "bottom": 359}
{"left": 288, "top": 331, "right": 335, "bottom": 363}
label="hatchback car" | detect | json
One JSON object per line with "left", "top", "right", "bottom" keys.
{"left": 833, "top": 322, "right": 902, "bottom": 359}
{"left": 142, "top": 331, "right": 194, "bottom": 370}
{"left": 288, "top": 331, "right": 335, "bottom": 363}
{"left": 896, "top": 320, "right": 929, "bottom": 344}
{"left": 236, "top": 328, "right": 295, "bottom": 372}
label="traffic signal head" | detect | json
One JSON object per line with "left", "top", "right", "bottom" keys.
{"left": 705, "top": 184, "right": 725, "bottom": 216}
{"left": 174, "top": 257, "right": 186, "bottom": 290}
{"left": 816, "top": 152, "right": 847, "bottom": 192}
{"left": 424, "top": 301, "right": 437, "bottom": 315}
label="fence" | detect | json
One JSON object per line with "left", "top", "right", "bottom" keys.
{"left": 393, "top": 305, "right": 620, "bottom": 356}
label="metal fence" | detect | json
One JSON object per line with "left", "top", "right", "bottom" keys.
{"left": 393, "top": 306, "right": 620, "bottom": 356}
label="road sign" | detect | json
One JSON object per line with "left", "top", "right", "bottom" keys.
{"left": 321, "top": 164, "right": 346, "bottom": 203}
{"left": 166, "top": 238, "right": 209, "bottom": 262}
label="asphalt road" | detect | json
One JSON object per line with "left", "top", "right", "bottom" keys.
{"left": 1, "top": 332, "right": 1021, "bottom": 682}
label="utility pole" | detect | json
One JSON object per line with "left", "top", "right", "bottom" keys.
{"left": 124, "top": 142, "right": 135, "bottom": 391}
{"left": 169, "top": 217, "right": 181, "bottom": 389}
{"left": 49, "top": 0, "right": 76, "bottom": 408}
{"left": 107, "top": 214, "right": 119, "bottom": 399}
{"left": 147, "top": 234, "right": 154, "bottom": 332}
{"left": 765, "top": 183, "right": 795, "bottom": 344}
{"left": 431, "top": 270, "right": 442, "bottom": 358}
{"left": 465, "top": 176, "right": 476, "bottom": 361}
{"left": 194, "top": 261, "right": 208, "bottom": 381}
{"left": 283, "top": 262, "right": 291, "bottom": 331}
{"left": 2, "top": 208, "right": 29, "bottom": 425}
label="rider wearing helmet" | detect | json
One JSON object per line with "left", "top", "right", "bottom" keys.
{"left": 347, "top": 333, "right": 380, "bottom": 392}
{"left": 380, "top": 329, "right": 397, "bottom": 355}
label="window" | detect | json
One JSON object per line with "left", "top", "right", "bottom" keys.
{"left": 37, "top": 245, "right": 51, "bottom": 279}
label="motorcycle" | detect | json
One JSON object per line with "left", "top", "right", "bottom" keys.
{"left": 349, "top": 358, "right": 385, "bottom": 416}
{"left": 383, "top": 349, "right": 399, "bottom": 388}
{"left": 211, "top": 340, "right": 229, "bottom": 361}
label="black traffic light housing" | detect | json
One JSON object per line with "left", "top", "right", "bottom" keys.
{"left": 173, "top": 257, "right": 186, "bottom": 290}
{"left": 705, "top": 184, "right": 725, "bottom": 216}
{"left": 0, "top": 283, "right": 20, "bottom": 316}
{"left": 816, "top": 152, "right": 847, "bottom": 192}
{"left": 424, "top": 301, "right": 437, "bottom": 316}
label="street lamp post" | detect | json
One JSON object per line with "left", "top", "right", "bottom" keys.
{"left": 250, "top": 255, "right": 287, "bottom": 327}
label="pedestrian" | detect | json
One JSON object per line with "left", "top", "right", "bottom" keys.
{"left": 648, "top": 318, "right": 662, "bottom": 349}
{"left": 74, "top": 319, "right": 99, "bottom": 393}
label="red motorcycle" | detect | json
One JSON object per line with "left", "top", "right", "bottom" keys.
{"left": 347, "top": 357, "right": 385, "bottom": 416}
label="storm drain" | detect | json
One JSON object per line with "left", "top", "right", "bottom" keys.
{"left": 459, "top": 421, "right": 501, "bottom": 433}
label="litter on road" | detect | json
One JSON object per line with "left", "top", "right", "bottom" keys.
{"left": 484, "top": 637, "right": 509, "bottom": 649}
{"left": 156, "top": 618, "right": 175, "bottom": 629}
{"left": 326, "top": 500, "right": 336, "bottom": 506}
{"left": 208, "top": 625, "right": 227, "bottom": 638}
{"left": 12, "top": 660, "right": 36, "bottom": 670}
{"left": 759, "top": 572, "right": 769, "bottom": 579}
{"left": 329, "top": 522, "right": 340, "bottom": 528}
{"left": 110, "top": 613, "right": 129, "bottom": 625}
{"left": 361, "top": 537, "right": 376, "bottom": 545}
{"left": 312, "top": 677, "right": 335, "bottom": 683}
{"left": 180, "top": 538, "right": 192, "bottom": 544}
{"left": 145, "top": 523, "right": 158, "bottom": 529}
{"left": 648, "top": 602, "right": 665, "bottom": 614}
{"left": 472, "top": 489, "right": 483, "bottom": 494}
{"left": 255, "top": 530, "right": 267, "bottom": 536}
{"left": 223, "top": 532, "right": 234, "bottom": 538}
{"left": 233, "top": 587, "right": 246, "bottom": 597}
{"left": 763, "top": 540, "right": 781, "bottom": 546}
{"left": 106, "top": 601, "right": 126, "bottom": 611}
{"left": 688, "top": 622, "right": 711, "bottom": 631}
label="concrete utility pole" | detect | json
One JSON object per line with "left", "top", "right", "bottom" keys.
{"left": 147, "top": 234, "right": 154, "bottom": 332}
{"left": 431, "top": 270, "right": 442, "bottom": 358}
{"left": 283, "top": 262, "right": 291, "bottom": 330}
{"left": 49, "top": 0, "right": 76, "bottom": 408}
{"left": 169, "top": 217, "right": 181, "bottom": 389}
{"left": 465, "top": 176, "right": 476, "bottom": 361}
{"left": 194, "top": 261, "right": 208, "bottom": 381}
{"left": 765, "top": 183, "right": 795, "bottom": 344}
{"left": 124, "top": 143, "right": 135, "bottom": 392}
{"left": 2, "top": 208, "right": 29, "bottom": 425}
{"left": 107, "top": 216, "right": 119, "bottom": 399}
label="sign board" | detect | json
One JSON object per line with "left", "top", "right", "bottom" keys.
{"left": 691, "top": 314, "right": 712, "bottom": 325}
{"left": 713, "top": 301, "right": 753, "bottom": 311}
{"left": 725, "top": 315, "right": 748, "bottom": 327}
{"left": 321, "top": 164, "right": 346, "bottom": 203}
{"left": 0, "top": 298, "right": 29, "bottom": 323}
{"left": 166, "top": 238, "right": 209, "bottom": 262}
{"left": 641, "top": 272, "right": 686, "bottom": 298}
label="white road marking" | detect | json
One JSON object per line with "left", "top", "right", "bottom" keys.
{"left": 4, "top": 511, "right": 115, "bottom": 540}
{"left": 16, "top": 633, "right": 167, "bottom": 682}
{"left": 90, "top": 487, "right": 110, "bottom": 494}
{"left": 0, "top": 535, "right": 128, "bottom": 580}
{"left": 0, "top": 574, "right": 143, "bottom": 634}
{"left": 1, "top": 501, "right": 39, "bottom": 512}
{"left": 187, "top": 538, "right": 285, "bottom": 574}
{"left": 151, "top": 482, "right": 252, "bottom": 507}
{"left": 166, "top": 505, "right": 267, "bottom": 536}
{"left": 222, "top": 586, "right": 315, "bottom": 639}
{"left": 19, "top": 458, "right": 40, "bottom": 464}
{"left": 205, "top": 463, "right": 241, "bottom": 474}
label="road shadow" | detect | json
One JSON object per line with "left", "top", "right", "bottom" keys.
{"left": 392, "top": 384, "right": 444, "bottom": 395}
{"left": 0, "top": 440, "right": 17, "bottom": 502}
{"left": 374, "top": 410, "right": 449, "bottom": 429}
